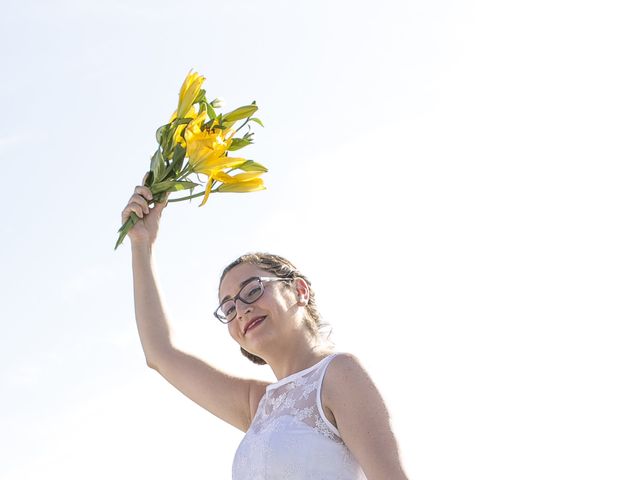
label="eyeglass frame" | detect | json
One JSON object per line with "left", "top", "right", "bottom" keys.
{"left": 215, "top": 276, "right": 292, "bottom": 324}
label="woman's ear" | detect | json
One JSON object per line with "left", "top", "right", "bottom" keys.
{"left": 293, "top": 278, "right": 310, "bottom": 305}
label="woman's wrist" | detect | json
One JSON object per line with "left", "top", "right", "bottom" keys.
{"left": 130, "top": 239, "right": 154, "bottom": 255}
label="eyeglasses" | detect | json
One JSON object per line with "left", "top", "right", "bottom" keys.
{"left": 215, "top": 276, "right": 290, "bottom": 324}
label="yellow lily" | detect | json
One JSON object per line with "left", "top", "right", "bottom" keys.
{"left": 209, "top": 170, "right": 265, "bottom": 184}
{"left": 181, "top": 113, "right": 247, "bottom": 206}
{"left": 171, "top": 70, "right": 205, "bottom": 120}
{"left": 184, "top": 111, "right": 239, "bottom": 171}
{"left": 198, "top": 169, "right": 265, "bottom": 206}
{"left": 172, "top": 105, "right": 198, "bottom": 147}
{"left": 217, "top": 177, "right": 265, "bottom": 193}
{"left": 185, "top": 110, "right": 235, "bottom": 141}
{"left": 196, "top": 164, "right": 250, "bottom": 206}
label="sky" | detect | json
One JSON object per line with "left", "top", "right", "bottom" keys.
{"left": 1, "top": 0, "right": 639, "bottom": 478}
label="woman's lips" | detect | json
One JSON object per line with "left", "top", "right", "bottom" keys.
{"left": 245, "top": 316, "right": 266, "bottom": 334}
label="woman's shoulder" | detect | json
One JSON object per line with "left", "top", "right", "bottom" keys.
{"left": 326, "top": 351, "right": 363, "bottom": 368}
{"left": 319, "top": 352, "right": 365, "bottom": 428}
{"left": 322, "top": 352, "right": 371, "bottom": 402}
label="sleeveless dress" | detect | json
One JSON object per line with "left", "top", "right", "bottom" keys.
{"left": 232, "top": 352, "right": 368, "bottom": 479}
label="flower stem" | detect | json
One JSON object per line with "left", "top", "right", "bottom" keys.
{"left": 114, "top": 213, "right": 139, "bottom": 250}
{"left": 176, "top": 167, "right": 193, "bottom": 182}
{"left": 167, "top": 191, "right": 205, "bottom": 202}
{"left": 167, "top": 181, "right": 219, "bottom": 203}
{"left": 236, "top": 117, "right": 251, "bottom": 133}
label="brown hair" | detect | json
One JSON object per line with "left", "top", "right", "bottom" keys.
{"left": 219, "top": 252, "right": 334, "bottom": 365}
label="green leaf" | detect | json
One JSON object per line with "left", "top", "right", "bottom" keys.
{"left": 229, "top": 138, "right": 253, "bottom": 151}
{"left": 144, "top": 171, "right": 154, "bottom": 187}
{"left": 163, "top": 123, "right": 178, "bottom": 150}
{"left": 221, "top": 104, "right": 259, "bottom": 123}
{"left": 156, "top": 124, "right": 169, "bottom": 144}
{"left": 211, "top": 98, "right": 223, "bottom": 109}
{"left": 238, "top": 160, "right": 268, "bottom": 172}
{"left": 150, "top": 149, "right": 165, "bottom": 183}
{"left": 168, "top": 144, "right": 186, "bottom": 177}
{"left": 150, "top": 180, "right": 200, "bottom": 195}
{"left": 115, "top": 215, "right": 137, "bottom": 250}
{"left": 194, "top": 88, "right": 206, "bottom": 104}
{"left": 171, "top": 117, "right": 193, "bottom": 126}
{"left": 173, "top": 143, "right": 186, "bottom": 163}
{"left": 249, "top": 117, "right": 264, "bottom": 127}
{"left": 206, "top": 102, "right": 216, "bottom": 120}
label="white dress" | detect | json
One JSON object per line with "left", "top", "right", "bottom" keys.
{"left": 232, "top": 352, "right": 368, "bottom": 479}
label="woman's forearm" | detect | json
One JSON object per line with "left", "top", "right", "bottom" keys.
{"left": 131, "top": 241, "right": 174, "bottom": 368}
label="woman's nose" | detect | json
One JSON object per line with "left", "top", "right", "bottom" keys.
{"left": 235, "top": 299, "right": 252, "bottom": 319}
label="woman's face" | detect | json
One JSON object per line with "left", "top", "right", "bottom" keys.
{"left": 218, "top": 263, "right": 302, "bottom": 354}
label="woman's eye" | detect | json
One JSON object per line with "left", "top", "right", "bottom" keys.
{"left": 248, "top": 287, "right": 261, "bottom": 296}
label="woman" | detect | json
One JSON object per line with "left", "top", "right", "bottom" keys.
{"left": 122, "top": 178, "right": 409, "bottom": 479}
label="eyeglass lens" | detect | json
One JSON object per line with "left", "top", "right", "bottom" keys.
{"left": 219, "top": 278, "right": 264, "bottom": 321}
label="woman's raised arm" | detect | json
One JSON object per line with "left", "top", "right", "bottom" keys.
{"left": 122, "top": 178, "right": 267, "bottom": 432}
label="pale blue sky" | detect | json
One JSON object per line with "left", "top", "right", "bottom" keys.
{"left": 1, "top": 1, "right": 639, "bottom": 478}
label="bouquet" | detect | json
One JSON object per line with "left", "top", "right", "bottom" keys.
{"left": 114, "top": 70, "right": 267, "bottom": 250}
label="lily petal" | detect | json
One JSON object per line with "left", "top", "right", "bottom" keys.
{"left": 199, "top": 175, "right": 216, "bottom": 207}
{"left": 217, "top": 178, "right": 265, "bottom": 193}
{"left": 176, "top": 71, "right": 205, "bottom": 119}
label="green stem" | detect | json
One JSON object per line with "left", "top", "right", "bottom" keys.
{"left": 176, "top": 166, "right": 195, "bottom": 181}
{"left": 167, "top": 191, "right": 205, "bottom": 202}
{"left": 235, "top": 117, "right": 251, "bottom": 133}
{"left": 167, "top": 182, "right": 219, "bottom": 203}
{"left": 114, "top": 213, "right": 139, "bottom": 250}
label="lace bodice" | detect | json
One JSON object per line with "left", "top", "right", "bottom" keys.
{"left": 232, "top": 353, "right": 367, "bottom": 480}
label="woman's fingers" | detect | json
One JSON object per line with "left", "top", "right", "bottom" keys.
{"left": 135, "top": 185, "right": 153, "bottom": 202}
{"left": 130, "top": 185, "right": 153, "bottom": 213}
{"left": 121, "top": 180, "right": 167, "bottom": 225}
{"left": 121, "top": 185, "right": 153, "bottom": 222}
{"left": 122, "top": 201, "right": 145, "bottom": 221}
{"left": 129, "top": 195, "right": 150, "bottom": 214}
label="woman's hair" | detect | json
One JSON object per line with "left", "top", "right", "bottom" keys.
{"left": 219, "top": 252, "right": 334, "bottom": 365}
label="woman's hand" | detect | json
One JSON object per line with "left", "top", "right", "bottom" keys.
{"left": 121, "top": 173, "right": 169, "bottom": 247}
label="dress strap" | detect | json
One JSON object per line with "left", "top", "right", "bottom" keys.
{"left": 315, "top": 352, "right": 343, "bottom": 438}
